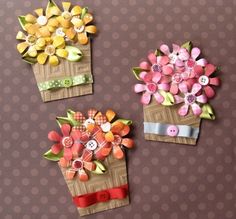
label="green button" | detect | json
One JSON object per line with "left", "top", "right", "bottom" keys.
{"left": 63, "top": 78, "right": 73, "bottom": 88}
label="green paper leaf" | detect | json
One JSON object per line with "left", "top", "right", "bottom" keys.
{"left": 43, "top": 149, "right": 63, "bottom": 161}
{"left": 22, "top": 56, "right": 37, "bottom": 65}
{"left": 46, "top": 0, "right": 60, "bottom": 18}
{"left": 18, "top": 16, "right": 27, "bottom": 31}
{"left": 181, "top": 41, "right": 192, "bottom": 52}
{"left": 200, "top": 104, "right": 216, "bottom": 120}
{"left": 67, "top": 109, "right": 75, "bottom": 120}
{"left": 91, "top": 160, "right": 107, "bottom": 174}
{"left": 81, "top": 7, "right": 88, "bottom": 19}
{"left": 159, "top": 90, "right": 175, "bottom": 106}
{"left": 116, "top": 119, "right": 132, "bottom": 126}
{"left": 132, "top": 67, "right": 144, "bottom": 81}
{"left": 155, "top": 49, "right": 164, "bottom": 56}
{"left": 56, "top": 117, "right": 74, "bottom": 127}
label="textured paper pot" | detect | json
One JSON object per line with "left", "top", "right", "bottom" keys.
{"left": 32, "top": 41, "right": 93, "bottom": 102}
{"left": 59, "top": 155, "right": 129, "bottom": 217}
{"left": 143, "top": 98, "right": 201, "bottom": 145}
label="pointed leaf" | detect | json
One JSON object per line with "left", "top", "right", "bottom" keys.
{"left": 18, "top": 16, "right": 27, "bottom": 31}
{"left": 116, "top": 119, "right": 132, "bottom": 126}
{"left": 43, "top": 149, "right": 63, "bottom": 161}
{"left": 132, "top": 67, "right": 144, "bottom": 81}
{"left": 181, "top": 41, "right": 192, "bottom": 52}
{"left": 200, "top": 104, "right": 215, "bottom": 120}
{"left": 56, "top": 117, "right": 74, "bottom": 127}
{"left": 91, "top": 160, "right": 107, "bottom": 174}
{"left": 22, "top": 56, "right": 37, "bottom": 65}
{"left": 155, "top": 49, "right": 164, "bottom": 56}
{"left": 159, "top": 90, "right": 175, "bottom": 106}
{"left": 81, "top": 7, "right": 88, "bottom": 19}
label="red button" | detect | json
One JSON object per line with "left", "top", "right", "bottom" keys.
{"left": 167, "top": 125, "right": 179, "bottom": 137}
{"left": 97, "top": 191, "right": 110, "bottom": 202}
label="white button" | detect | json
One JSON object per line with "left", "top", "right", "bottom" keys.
{"left": 169, "top": 53, "right": 178, "bottom": 64}
{"left": 198, "top": 75, "right": 209, "bottom": 86}
{"left": 86, "top": 140, "right": 98, "bottom": 151}
{"left": 74, "top": 25, "right": 85, "bottom": 33}
{"left": 101, "top": 122, "right": 111, "bottom": 132}
{"left": 55, "top": 28, "right": 65, "bottom": 37}
{"left": 84, "top": 118, "right": 95, "bottom": 127}
{"left": 37, "top": 16, "right": 48, "bottom": 26}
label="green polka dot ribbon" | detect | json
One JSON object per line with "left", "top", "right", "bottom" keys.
{"left": 37, "top": 74, "right": 93, "bottom": 91}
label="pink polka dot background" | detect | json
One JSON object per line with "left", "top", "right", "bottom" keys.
{"left": 0, "top": 0, "right": 235, "bottom": 218}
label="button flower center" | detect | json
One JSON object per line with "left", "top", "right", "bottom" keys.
{"left": 72, "top": 159, "right": 83, "bottom": 169}
{"left": 26, "top": 35, "right": 37, "bottom": 45}
{"left": 185, "top": 93, "right": 196, "bottom": 105}
{"left": 146, "top": 82, "right": 157, "bottom": 94}
{"left": 37, "top": 15, "right": 48, "bottom": 26}
{"left": 62, "top": 136, "right": 74, "bottom": 148}
{"left": 152, "top": 64, "right": 162, "bottom": 73}
{"left": 45, "top": 45, "right": 56, "bottom": 55}
{"left": 198, "top": 75, "right": 209, "bottom": 86}
{"left": 172, "top": 73, "right": 183, "bottom": 84}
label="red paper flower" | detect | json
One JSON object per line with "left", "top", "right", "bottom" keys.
{"left": 48, "top": 124, "right": 84, "bottom": 161}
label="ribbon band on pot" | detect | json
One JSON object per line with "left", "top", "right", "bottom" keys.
{"left": 73, "top": 184, "right": 128, "bottom": 208}
{"left": 144, "top": 122, "right": 199, "bottom": 139}
{"left": 37, "top": 73, "right": 93, "bottom": 91}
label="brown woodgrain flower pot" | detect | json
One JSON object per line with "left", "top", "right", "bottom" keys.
{"left": 59, "top": 154, "right": 130, "bottom": 217}
{"left": 143, "top": 98, "right": 201, "bottom": 145}
{"left": 32, "top": 41, "right": 93, "bottom": 102}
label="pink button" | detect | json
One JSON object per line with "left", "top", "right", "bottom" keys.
{"left": 167, "top": 125, "right": 179, "bottom": 137}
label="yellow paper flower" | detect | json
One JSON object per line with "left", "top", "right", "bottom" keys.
{"left": 24, "top": 6, "right": 61, "bottom": 38}
{"left": 37, "top": 36, "right": 68, "bottom": 66}
{"left": 16, "top": 31, "right": 46, "bottom": 57}
{"left": 54, "top": 2, "right": 97, "bottom": 45}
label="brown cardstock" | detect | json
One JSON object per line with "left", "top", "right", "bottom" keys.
{"left": 59, "top": 155, "right": 129, "bottom": 217}
{"left": 32, "top": 41, "right": 93, "bottom": 102}
{"left": 143, "top": 97, "right": 201, "bottom": 145}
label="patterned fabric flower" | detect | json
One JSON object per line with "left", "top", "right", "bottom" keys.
{"left": 24, "top": 7, "right": 61, "bottom": 38}
{"left": 197, "top": 64, "right": 220, "bottom": 98}
{"left": 134, "top": 71, "right": 170, "bottom": 105}
{"left": 184, "top": 47, "right": 208, "bottom": 78}
{"left": 16, "top": 31, "right": 46, "bottom": 58}
{"left": 160, "top": 43, "right": 190, "bottom": 67}
{"left": 48, "top": 124, "right": 84, "bottom": 161}
{"left": 37, "top": 36, "right": 68, "bottom": 66}
{"left": 59, "top": 149, "right": 96, "bottom": 181}
{"left": 174, "top": 83, "right": 207, "bottom": 116}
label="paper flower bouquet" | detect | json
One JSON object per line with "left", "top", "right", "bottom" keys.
{"left": 16, "top": 0, "right": 97, "bottom": 102}
{"left": 133, "top": 42, "right": 220, "bottom": 145}
{"left": 44, "top": 109, "right": 134, "bottom": 216}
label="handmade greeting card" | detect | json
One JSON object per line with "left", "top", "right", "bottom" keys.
{"left": 133, "top": 42, "right": 220, "bottom": 145}
{"left": 44, "top": 109, "right": 134, "bottom": 216}
{"left": 16, "top": 0, "right": 97, "bottom": 102}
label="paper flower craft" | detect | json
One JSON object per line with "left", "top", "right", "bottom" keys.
{"left": 16, "top": 0, "right": 97, "bottom": 102}
{"left": 133, "top": 41, "right": 221, "bottom": 145}
{"left": 44, "top": 109, "right": 134, "bottom": 216}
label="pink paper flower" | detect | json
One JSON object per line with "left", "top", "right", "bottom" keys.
{"left": 197, "top": 64, "right": 220, "bottom": 98}
{"left": 59, "top": 149, "right": 96, "bottom": 181}
{"left": 134, "top": 71, "right": 170, "bottom": 105}
{"left": 160, "top": 43, "right": 190, "bottom": 67}
{"left": 48, "top": 124, "right": 84, "bottom": 161}
{"left": 167, "top": 71, "right": 197, "bottom": 95}
{"left": 174, "top": 83, "right": 207, "bottom": 116}
{"left": 139, "top": 53, "right": 174, "bottom": 75}
{"left": 184, "top": 47, "right": 208, "bottom": 78}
